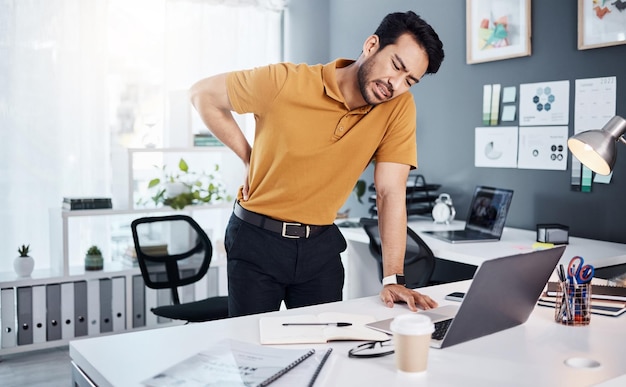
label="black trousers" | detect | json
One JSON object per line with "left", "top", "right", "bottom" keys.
{"left": 224, "top": 213, "right": 347, "bottom": 317}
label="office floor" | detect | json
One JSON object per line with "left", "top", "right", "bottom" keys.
{"left": 0, "top": 346, "right": 71, "bottom": 386}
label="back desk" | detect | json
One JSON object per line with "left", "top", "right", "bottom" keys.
{"left": 70, "top": 280, "right": 626, "bottom": 386}
{"left": 339, "top": 218, "right": 626, "bottom": 299}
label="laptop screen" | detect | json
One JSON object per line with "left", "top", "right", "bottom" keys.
{"left": 465, "top": 186, "right": 514, "bottom": 236}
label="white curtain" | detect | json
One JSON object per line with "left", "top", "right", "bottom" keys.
{"left": 0, "top": 0, "right": 283, "bottom": 272}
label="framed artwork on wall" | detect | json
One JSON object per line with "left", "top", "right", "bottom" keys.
{"left": 466, "top": 0, "right": 531, "bottom": 64}
{"left": 578, "top": 0, "right": 626, "bottom": 50}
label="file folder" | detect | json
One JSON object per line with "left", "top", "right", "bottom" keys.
{"left": 16, "top": 286, "right": 33, "bottom": 345}
{"left": 61, "top": 282, "right": 75, "bottom": 340}
{"left": 112, "top": 276, "right": 126, "bottom": 332}
{"left": 156, "top": 272, "right": 171, "bottom": 324}
{"left": 194, "top": 271, "right": 209, "bottom": 300}
{"left": 208, "top": 267, "right": 220, "bottom": 296}
{"left": 132, "top": 275, "right": 146, "bottom": 328}
{"left": 99, "top": 278, "right": 113, "bottom": 333}
{"left": 145, "top": 284, "right": 158, "bottom": 327}
{"left": 46, "top": 284, "right": 62, "bottom": 341}
{"left": 32, "top": 285, "right": 47, "bottom": 343}
{"left": 181, "top": 269, "right": 195, "bottom": 303}
{"left": 87, "top": 279, "right": 100, "bottom": 335}
{"left": 74, "top": 281, "right": 89, "bottom": 337}
{"left": 1, "top": 287, "right": 17, "bottom": 348}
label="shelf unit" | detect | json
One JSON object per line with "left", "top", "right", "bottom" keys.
{"left": 49, "top": 204, "right": 232, "bottom": 277}
{"left": 0, "top": 261, "right": 224, "bottom": 356}
{"left": 1, "top": 147, "right": 240, "bottom": 356}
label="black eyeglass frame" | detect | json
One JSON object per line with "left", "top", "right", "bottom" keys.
{"left": 348, "top": 339, "right": 394, "bottom": 358}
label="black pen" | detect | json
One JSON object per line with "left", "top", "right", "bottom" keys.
{"left": 282, "top": 322, "right": 352, "bottom": 327}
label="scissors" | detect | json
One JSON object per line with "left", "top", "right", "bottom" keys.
{"left": 567, "top": 256, "right": 595, "bottom": 284}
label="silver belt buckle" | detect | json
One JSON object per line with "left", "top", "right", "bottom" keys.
{"left": 281, "top": 222, "right": 310, "bottom": 238}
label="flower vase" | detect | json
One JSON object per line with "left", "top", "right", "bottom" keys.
{"left": 14, "top": 255, "right": 35, "bottom": 277}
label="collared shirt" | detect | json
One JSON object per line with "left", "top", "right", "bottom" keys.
{"left": 226, "top": 59, "right": 417, "bottom": 225}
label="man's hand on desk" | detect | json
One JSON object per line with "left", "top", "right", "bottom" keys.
{"left": 380, "top": 285, "right": 438, "bottom": 311}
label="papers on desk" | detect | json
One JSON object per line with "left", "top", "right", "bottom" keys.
{"left": 537, "top": 295, "right": 626, "bottom": 317}
{"left": 540, "top": 280, "right": 626, "bottom": 317}
{"left": 142, "top": 339, "right": 315, "bottom": 387}
{"left": 546, "top": 281, "right": 626, "bottom": 302}
{"left": 259, "top": 312, "right": 388, "bottom": 345}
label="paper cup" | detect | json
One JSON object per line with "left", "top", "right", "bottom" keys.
{"left": 390, "top": 314, "right": 434, "bottom": 373}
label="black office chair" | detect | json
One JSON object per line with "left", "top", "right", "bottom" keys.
{"left": 359, "top": 217, "right": 435, "bottom": 289}
{"left": 130, "top": 214, "right": 229, "bottom": 323}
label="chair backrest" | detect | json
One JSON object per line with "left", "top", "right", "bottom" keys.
{"left": 359, "top": 217, "right": 435, "bottom": 289}
{"left": 131, "top": 214, "right": 212, "bottom": 304}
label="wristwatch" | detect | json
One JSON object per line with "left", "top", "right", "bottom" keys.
{"left": 382, "top": 274, "right": 406, "bottom": 286}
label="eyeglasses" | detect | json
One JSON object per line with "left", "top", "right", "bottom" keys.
{"left": 348, "top": 340, "right": 394, "bottom": 358}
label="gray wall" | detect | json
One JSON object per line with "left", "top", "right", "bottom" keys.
{"left": 287, "top": 0, "right": 626, "bottom": 244}
{"left": 284, "top": 0, "right": 330, "bottom": 64}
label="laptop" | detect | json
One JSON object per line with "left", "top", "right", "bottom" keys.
{"left": 423, "top": 185, "right": 514, "bottom": 243}
{"left": 365, "top": 245, "right": 566, "bottom": 349}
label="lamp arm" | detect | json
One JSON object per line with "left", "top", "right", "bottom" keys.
{"left": 619, "top": 136, "right": 626, "bottom": 146}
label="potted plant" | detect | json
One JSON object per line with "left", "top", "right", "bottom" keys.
{"left": 14, "top": 244, "right": 35, "bottom": 277}
{"left": 84, "top": 245, "right": 104, "bottom": 271}
{"left": 140, "top": 158, "right": 232, "bottom": 210}
{"left": 354, "top": 179, "right": 366, "bottom": 204}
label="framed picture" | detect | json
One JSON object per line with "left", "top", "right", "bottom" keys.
{"left": 578, "top": 0, "right": 626, "bottom": 50}
{"left": 466, "top": 0, "right": 531, "bottom": 64}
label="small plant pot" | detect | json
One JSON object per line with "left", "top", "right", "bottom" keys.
{"left": 14, "top": 256, "right": 35, "bottom": 277}
{"left": 85, "top": 254, "right": 103, "bottom": 271}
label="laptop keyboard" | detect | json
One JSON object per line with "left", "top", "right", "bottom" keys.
{"left": 432, "top": 318, "right": 453, "bottom": 340}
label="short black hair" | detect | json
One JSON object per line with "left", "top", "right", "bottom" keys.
{"left": 374, "top": 11, "right": 444, "bottom": 75}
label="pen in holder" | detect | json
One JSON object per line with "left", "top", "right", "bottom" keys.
{"left": 554, "top": 281, "right": 591, "bottom": 326}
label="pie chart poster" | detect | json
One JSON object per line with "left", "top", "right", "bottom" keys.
{"left": 475, "top": 126, "right": 518, "bottom": 168}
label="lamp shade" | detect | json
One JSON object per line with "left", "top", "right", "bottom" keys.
{"left": 567, "top": 116, "right": 626, "bottom": 175}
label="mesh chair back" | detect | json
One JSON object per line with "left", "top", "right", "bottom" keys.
{"left": 131, "top": 215, "right": 212, "bottom": 304}
{"left": 360, "top": 217, "right": 435, "bottom": 289}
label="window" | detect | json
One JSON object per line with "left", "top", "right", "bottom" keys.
{"left": 0, "top": 0, "right": 284, "bottom": 272}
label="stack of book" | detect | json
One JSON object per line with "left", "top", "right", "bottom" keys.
{"left": 538, "top": 281, "right": 626, "bottom": 317}
{"left": 63, "top": 197, "right": 112, "bottom": 210}
{"left": 193, "top": 132, "right": 224, "bottom": 147}
{"left": 121, "top": 242, "right": 168, "bottom": 267}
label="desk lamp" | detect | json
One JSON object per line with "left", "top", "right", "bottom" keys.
{"left": 567, "top": 115, "right": 626, "bottom": 175}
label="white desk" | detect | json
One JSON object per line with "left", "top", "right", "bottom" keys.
{"left": 340, "top": 218, "right": 626, "bottom": 298}
{"left": 70, "top": 281, "right": 626, "bottom": 386}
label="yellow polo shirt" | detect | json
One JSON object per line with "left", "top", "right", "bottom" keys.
{"left": 226, "top": 59, "right": 417, "bottom": 225}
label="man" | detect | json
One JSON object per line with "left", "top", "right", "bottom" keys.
{"left": 190, "top": 11, "right": 444, "bottom": 317}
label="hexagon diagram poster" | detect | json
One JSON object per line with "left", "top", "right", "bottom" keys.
{"left": 519, "top": 80, "right": 570, "bottom": 126}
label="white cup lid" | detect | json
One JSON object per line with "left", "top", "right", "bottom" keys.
{"left": 390, "top": 314, "right": 434, "bottom": 335}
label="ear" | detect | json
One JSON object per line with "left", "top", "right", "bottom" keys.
{"left": 362, "top": 35, "right": 379, "bottom": 57}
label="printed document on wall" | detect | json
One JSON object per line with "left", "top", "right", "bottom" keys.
{"left": 475, "top": 126, "right": 518, "bottom": 168}
{"left": 519, "top": 80, "right": 570, "bottom": 126}
{"left": 574, "top": 76, "right": 616, "bottom": 133}
{"left": 518, "top": 126, "right": 568, "bottom": 170}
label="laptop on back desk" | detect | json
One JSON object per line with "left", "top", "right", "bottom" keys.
{"left": 366, "top": 245, "right": 566, "bottom": 349}
{"left": 423, "top": 186, "right": 514, "bottom": 243}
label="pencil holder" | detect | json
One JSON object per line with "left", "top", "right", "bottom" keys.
{"left": 554, "top": 282, "right": 591, "bottom": 326}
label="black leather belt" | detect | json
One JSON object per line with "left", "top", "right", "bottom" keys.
{"left": 233, "top": 202, "right": 329, "bottom": 239}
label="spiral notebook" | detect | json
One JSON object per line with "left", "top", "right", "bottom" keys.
{"left": 142, "top": 339, "right": 315, "bottom": 387}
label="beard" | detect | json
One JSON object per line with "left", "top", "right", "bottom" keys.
{"left": 357, "top": 55, "right": 392, "bottom": 106}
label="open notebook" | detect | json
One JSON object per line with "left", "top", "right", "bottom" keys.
{"left": 366, "top": 245, "right": 566, "bottom": 349}
{"left": 423, "top": 185, "right": 514, "bottom": 243}
{"left": 260, "top": 312, "right": 388, "bottom": 344}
